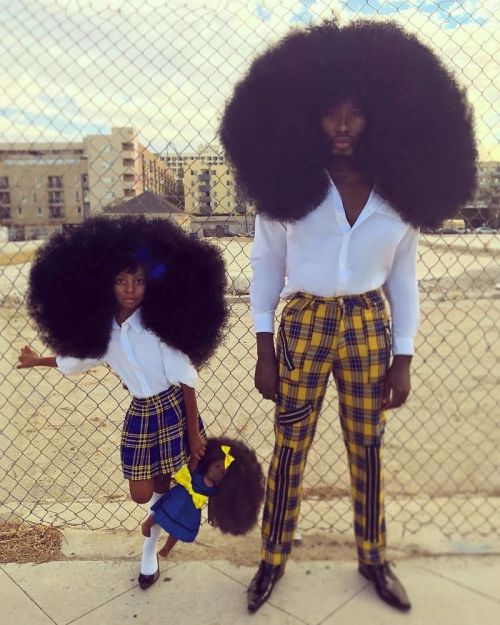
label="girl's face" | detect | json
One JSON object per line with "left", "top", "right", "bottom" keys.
{"left": 206, "top": 458, "right": 227, "bottom": 484}
{"left": 113, "top": 267, "right": 146, "bottom": 319}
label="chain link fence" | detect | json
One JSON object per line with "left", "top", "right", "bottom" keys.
{"left": 1, "top": 1, "right": 499, "bottom": 541}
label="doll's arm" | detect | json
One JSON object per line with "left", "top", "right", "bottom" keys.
{"left": 181, "top": 384, "right": 206, "bottom": 464}
{"left": 17, "top": 346, "right": 57, "bottom": 368}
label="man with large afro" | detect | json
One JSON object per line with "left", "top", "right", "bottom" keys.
{"left": 220, "top": 19, "right": 476, "bottom": 613}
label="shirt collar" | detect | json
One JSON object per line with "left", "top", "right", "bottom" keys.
{"left": 113, "top": 307, "right": 145, "bottom": 333}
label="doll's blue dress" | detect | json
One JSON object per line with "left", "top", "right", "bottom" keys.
{"left": 151, "top": 468, "right": 218, "bottom": 542}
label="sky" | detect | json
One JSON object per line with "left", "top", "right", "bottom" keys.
{"left": 0, "top": 0, "right": 498, "bottom": 160}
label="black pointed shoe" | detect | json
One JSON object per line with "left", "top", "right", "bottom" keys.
{"left": 359, "top": 561, "right": 411, "bottom": 611}
{"left": 247, "top": 561, "right": 285, "bottom": 613}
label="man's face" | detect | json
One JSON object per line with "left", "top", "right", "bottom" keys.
{"left": 320, "top": 99, "right": 367, "bottom": 157}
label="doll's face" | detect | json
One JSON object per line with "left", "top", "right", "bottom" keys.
{"left": 206, "top": 458, "right": 227, "bottom": 483}
{"left": 321, "top": 99, "right": 367, "bottom": 157}
{"left": 113, "top": 266, "right": 146, "bottom": 318}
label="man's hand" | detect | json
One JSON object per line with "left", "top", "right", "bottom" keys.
{"left": 382, "top": 355, "right": 412, "bottom": 409}
{"left": 17, "top": 345, "right": 41, "bottom": 368}
{"left": 255, "top": 333, "right": 278, "bottom": 401}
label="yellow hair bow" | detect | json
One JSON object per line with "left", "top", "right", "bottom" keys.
{"left": 221, "top": 445, "right": 235, "bottom": 470}
{"left": 173, "top": 465, "right": 207, "bottom": 509}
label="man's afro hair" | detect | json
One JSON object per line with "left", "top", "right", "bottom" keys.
{"left": 220, "top": 19, "right": 477, "bottom": 228}
{"left": 28, "top": 216, "right": 228, "bottom": 368}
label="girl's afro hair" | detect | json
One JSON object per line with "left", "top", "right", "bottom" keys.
{"left": 198, "top": 437, "right": 265, "bottom": 536}
{"left": 28, "top": 216, "right": 228, "bottom": 368}
{"left": 220, "top": 19, "right": 477, "bottom": 229}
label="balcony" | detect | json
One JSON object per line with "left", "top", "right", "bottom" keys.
{"left": 48, "top": 177, "right": 63, "bottom": 189}
{"left": 49, "top": 206, "right": 65, "bottom": 219}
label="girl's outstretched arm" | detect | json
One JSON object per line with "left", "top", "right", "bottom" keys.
{"left": 17, "top": 345, "right": 57, "bottom": 368}
{"left": 181, "top": 383, "right": 206, "bottom": 466}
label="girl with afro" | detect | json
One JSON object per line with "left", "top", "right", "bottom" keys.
{"left": 142, "top": 437, "right": 265, "bottom": 559}
{"left": 220, "top": 19, "right": 477, "bottom": 614}
{"left": 17, "top": 215, "right": 228, "bottom": 589}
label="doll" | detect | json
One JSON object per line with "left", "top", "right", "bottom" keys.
{"left": 142, "top": 437, "right": 265, "bottom": 558}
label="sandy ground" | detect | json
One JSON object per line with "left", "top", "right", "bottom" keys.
{"left": 0, "top": 235, "right": 499, "bottom": 544}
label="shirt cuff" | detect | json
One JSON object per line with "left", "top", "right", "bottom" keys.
{"left": 253, "top": 312, "right": 275, "bottom": 334}
{"left": 392, "top": 336, "right": 414, "bottom": 356}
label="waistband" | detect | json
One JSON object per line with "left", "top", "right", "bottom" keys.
{"left": 131, "top": 384, "right": 182, "bottom": 404}
{"left": 292, "top": 289, "right": 385, "bottom": 309}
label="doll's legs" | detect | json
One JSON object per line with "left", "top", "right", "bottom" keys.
{"left": 159, "top": 534, "right": 178, "bottom": 558}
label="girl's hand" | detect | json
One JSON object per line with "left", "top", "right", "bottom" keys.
{"left": 17, "top": 345, "right": 41, "bottom": 368}
{"left": 188, "top": 430, "right": 206, "bottom": 462}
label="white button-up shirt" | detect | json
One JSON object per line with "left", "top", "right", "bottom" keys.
{"left": 56, "top": 308, "right": 198, "bottom": 396}
{"left": 250, "top": 180, "right": 419, "bottom": 355}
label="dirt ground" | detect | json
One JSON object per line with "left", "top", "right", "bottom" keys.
{"left": 0, "top": 235, "right": 499, "bottom": 543}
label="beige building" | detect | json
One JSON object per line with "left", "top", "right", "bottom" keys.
{"left": 0, "top": 128, "right": 176, "bottom": 240}
{"left": 161, "top": 145, "right": 252, "bottom": 218}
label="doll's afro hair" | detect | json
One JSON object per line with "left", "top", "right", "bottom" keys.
{"left": 220, "top": 19, "right": 477, "bottom": 228}
{"left": 199, "top": 437, "right": 265, "bottom": 536}
{"left": 28, "top": 216, "right": 228, "bottom": 368}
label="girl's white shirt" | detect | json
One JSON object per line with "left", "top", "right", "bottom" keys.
{"left": 250, "top": 179, "right": 420, "bottom": 355}
{"left": 56, "top": 308, "right": 198, "bottom": 396}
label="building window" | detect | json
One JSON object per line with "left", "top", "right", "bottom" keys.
{"left": 82, "top": 174, "right": 89, "bottom": 188}
{"left": 123, "top": 158, "right": 134, "bottom": 167}
{"left": 122, "top": 142, "right": 134, "bottom": 151}
{"left": 75, "top": 190, "right": 80, "bottom": 200}
{"left": 37, "top": 206, "right": 42, "bottom": 215}
{"left": 0, "top": 207, "right": 10, "bottom": 219}
{"left": 123, "top": 173, "right": 135, "bottom": 182}
{"left": 18, "top": 206, "right": 22, "bottom": 215}
{"left": 76, "top": 206, "right": 82, "bottom": 214}
{"left": 0, "top": 176, "right": 9, "bottom": 189}
{"left": 124, "top": 188, "right": 136, "bottom": 197}
{"left": 0, "top": 191, "right": 11, "bottom": 205}
{"left": 48, "top": 176, "right": 63, "bottom": 188}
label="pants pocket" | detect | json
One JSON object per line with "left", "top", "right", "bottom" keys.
{"left": 277, "top": 402, "right": 312, "bottom": 426}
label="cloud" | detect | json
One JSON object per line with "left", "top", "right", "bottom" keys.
{"left": 0, "top": 0, "right": 497, "bottom": 159}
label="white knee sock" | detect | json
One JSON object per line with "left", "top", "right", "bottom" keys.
{"left": 140, "top": 491, "right": 163, "bottom": 575}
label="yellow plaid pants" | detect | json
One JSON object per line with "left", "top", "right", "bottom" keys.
{"left": 261, "top": 290, "right": 391, "bottom": 566}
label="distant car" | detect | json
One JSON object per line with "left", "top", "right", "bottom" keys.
{"left": 473, "top": 226, "right": 497, "bottom": 234}
{"left": 435, "top": 227, "right": 463, "bottom": 235}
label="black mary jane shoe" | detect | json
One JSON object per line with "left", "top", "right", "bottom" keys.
{"left": 138, "top": 557, "right": 160, "bottom": 590}
{"left": 358, "top": 561, "right": 411, "bottom": 611}
{"left": 247, "top": 560, "right": 285, "bottom": 613}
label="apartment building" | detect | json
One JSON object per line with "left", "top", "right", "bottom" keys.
{"left": 0, "top": 127, "right": 176, "bottom": 240}
{"left": 161, "top": 145, "right": 251, "bottom": 217}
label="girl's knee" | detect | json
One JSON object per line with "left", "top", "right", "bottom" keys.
{"left": 129, "top": 480, "right": 154, "bottom": 504}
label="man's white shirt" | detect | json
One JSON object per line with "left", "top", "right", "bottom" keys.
{"left": 250, "top": 179, "right": 419, "bottom": 355}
